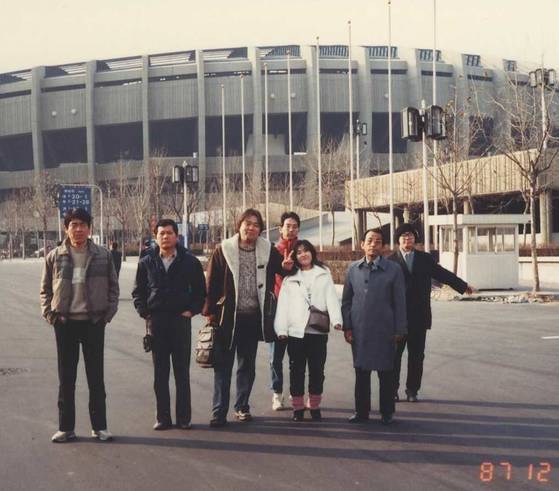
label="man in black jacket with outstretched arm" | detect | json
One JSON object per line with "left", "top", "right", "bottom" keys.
{"left": 389, "top": 223, "right": 473, "bottom": 403}
{"left": 132, "top": 219, "right": 206, "bottom": 430}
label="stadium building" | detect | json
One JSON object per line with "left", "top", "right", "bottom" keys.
{"left": 0, "top": 44, "right": 557, "bottom": 242}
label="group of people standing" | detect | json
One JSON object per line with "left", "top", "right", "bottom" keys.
{"left": 40, "top": 206, "right": 472, "bottom": 442}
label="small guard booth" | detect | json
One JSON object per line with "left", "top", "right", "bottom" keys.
{"left": 430, "top": 214, "right": 530, "bottom": 289}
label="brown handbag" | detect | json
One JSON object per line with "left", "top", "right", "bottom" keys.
{"left": 307, "top": 305, "right": 330, "bottom": 333}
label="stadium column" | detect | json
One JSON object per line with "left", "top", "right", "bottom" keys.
{"left": 248, "top": 47, "right": 263, "bottom": 186}
{"left": 302, "top": 45, "right": 318, "bottom": 159}
{"left": 196, "top": 49, "right": 207, "bottom": 208}
{"left": 31, "top": 66, "right": 45, "bottom": 172}
{"left": 355, "top": 46, "right": 373, "bottom": 177}
{"left": 142, "top": 55, "right": 150, "bottom": 173}
{"left": 85, "top": 60, "right": 96, "bottom": 184}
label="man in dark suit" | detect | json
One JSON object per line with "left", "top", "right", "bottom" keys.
{"left": 388, "top": 223, "right": 473, "bottom": 402}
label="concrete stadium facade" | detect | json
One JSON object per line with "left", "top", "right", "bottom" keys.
{"left": 1, "top": 44, "right": 558, "bottom": 241}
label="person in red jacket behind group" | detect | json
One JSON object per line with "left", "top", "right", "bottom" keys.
{"left": 269, "top": 211, "right": 300, "bottom": 410}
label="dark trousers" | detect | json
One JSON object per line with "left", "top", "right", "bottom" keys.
{"left": 269, "top": 338, "right": 288, "bottom": 393}
{"left": 354, "top": 368, "right": 395, "bottom": 417}
{"left": 54, "top": 319, "right": 107, "bottom": 432}
{"left": 212, "top": 312, "right": 260, "bottom": 419}
{"left": 287, "top": 334, "right": 328, "bottom": 396}
{"left": 394, "top": 328, "right": 427, "bottom": 396}
{"left": 151, "top": 315, "right": 191, "bottom": 424}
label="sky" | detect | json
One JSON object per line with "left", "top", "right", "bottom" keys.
{"left": 1, "top": 0, "right": 558, "bottom": 73}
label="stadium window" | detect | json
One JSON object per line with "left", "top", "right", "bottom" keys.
{"left": 371, "top": 112, "right": 407, "bottom": 154}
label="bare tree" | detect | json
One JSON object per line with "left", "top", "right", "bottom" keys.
{"left": 106, "top": 160, "right": 133, "bottom": 260}
{"left": 303, "top": 137, "right": 348, "bottom": 245}
{"left": 428, "top": 85, "right": 490, "bottom": 273}
{"left": 128, "top": 173, "right": 151, "bottom": 256}
{"left": 32, "top": 171, "right": 59, "bottom": 263}
{"left": 491, "top": 71, "right": 559, "bottom": 292}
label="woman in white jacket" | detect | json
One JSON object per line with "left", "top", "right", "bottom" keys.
{"left": 274, "top": 240, "right": 343, "bottom": 421}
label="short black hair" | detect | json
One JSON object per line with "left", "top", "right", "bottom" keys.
{"left": 361, "top": 227, "right": 386, "bottom": 245}
{"left": 394, "top": 223, "right": 419, "bottom": 243}
{"left": 111, "top": 241, "right": 119, "bottom": 250}
{"left": 153, "top": 218, "right": 178, "bottom": 235}
{"left": 280, "top": 211, "right": 301, "bottom": 228}
{"left": 64, "top": 208, "right": 92, "bottom": 228}
{"left": 236, "top": 208, "right": 265, "bottom": 233}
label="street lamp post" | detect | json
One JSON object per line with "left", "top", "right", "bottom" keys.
{"left": 287, "top": 49, "right": 294, "bottom": 210}
{"left": 529, "top": 66, "right": 556, "bottom": 245}
{"left": 529, "top": 67, "right": 557, "bottom": 150}
{"left": 172, "top": 154, "right": 199, "bottom": 250}
{"left": 348, "top": 20, "right": 356, "bottom": 250}
{"left": 240, "top": 74, "right": 246, "bottom": 209}
{"left": 401, "top": 103, "right": 446, "bottom": 252}
{"left": 264, "top": 63, "right": 270, "bottom": 239}
{"left": 221, "top": 84, "right": 227, "bottom": 240}
{"left": 316, "top": 37, "right": 323, "bottom": 251}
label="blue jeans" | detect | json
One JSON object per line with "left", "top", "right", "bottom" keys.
{"left": 268, "top": 338, "right": 288, "bottom": 394}
{"left": 212, "top": 313, "right": 260, "bottom": 419}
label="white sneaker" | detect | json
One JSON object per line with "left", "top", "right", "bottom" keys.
{"left": 51, "top": 430, "right": 76, "bottom": 443}
{"left": 91, "top": 429, "right": 113, "bottom": 441}
{"left": 272, "top": 393, "right": 285, "bottom": 411}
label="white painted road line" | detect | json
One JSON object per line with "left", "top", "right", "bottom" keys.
{"left": 541, "top": 336, "right": 559, "bottom": 340}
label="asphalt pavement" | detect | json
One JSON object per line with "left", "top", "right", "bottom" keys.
{"left": 0, "top": 259, "right": 558, "bottom": 491}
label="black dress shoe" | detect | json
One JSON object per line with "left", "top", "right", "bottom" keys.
{"left": 406, "top": 391, "right": 418, "bottom": 402}
{"left": 153, "top": 421, "right": 172, "bottom": 431}
{"left": 348, "top": 413, "right": 369, "bottom": 423}
{"left": 176, "top": 420, "right": 192, "bottom": 430}
{"left": 209, "top": 417, "right": 227, "bottom": 428}
{"left": 381, "top": 414, "right": 394, "bottom": 425}
{"left": 310, "top": 409, "right": 322, "bottom": 421}
{"left": 292, "top": 409, "right": 305, "bottom": 422}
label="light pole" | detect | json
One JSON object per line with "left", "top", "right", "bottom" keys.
{"left": 529, "top": 67, "right": 557, "bottom": 150}
{"left": 387, "top": 0, "right": 395, "bottom": 249}
{"left": 316, "top": 37, "right": 323, "bottom": 251}
{"left": 221, "top": 84, "right": 227, "bottom": 240}
{"left": 432, "top": 0, "right": 439, "bottom": 250}
{"left": 264, "top": 63, "right": 270, "bottom": 239}
{"left": 287, "top": 49, "right": 294, "bottom": 209}
{"left": 348, "top": 20, "right": 356, "bottom": 250}
{"left": 529, "top": 66, "right": 556, "bottom": 245}
{"left": 240, "top": 74, "right": 246, "bottom": 209}
{"left": 172, "top": 154, "right": 199, "bottom": 249}
{"left": 401, "top": 103, "right": 446, "bottom": 252}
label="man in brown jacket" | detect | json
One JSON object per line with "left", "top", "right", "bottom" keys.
{"left": 40, "top": 208, "right": 119, "bottom": 443}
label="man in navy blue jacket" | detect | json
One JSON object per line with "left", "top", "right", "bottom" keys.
{"left": 388, "top": 223, "right": 473, "bottom": 402}
{"left": 132, "top": 219, "right": 206, "bottom": 430}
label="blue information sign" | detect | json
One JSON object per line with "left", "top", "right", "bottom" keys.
{"left": 59, "top": 186, "right": 92, "bottom": 218}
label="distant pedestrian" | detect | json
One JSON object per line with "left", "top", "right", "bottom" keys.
{"left": 110, "top": 241, "right": 122, "bottom": 278}
{"left": 274, "top": 240, "right": 342, "bottom": 422}
{"left": 40, "top": 208, "right": 119, "bottom": 443}
{"left": 140, "top": 240, "right": 152, "bottom": 258}
{"left": 388, "top": 223, "right": 473, "bottom": 402}
{"left": 342, "top": 228, "right": 407, "bottom": 425}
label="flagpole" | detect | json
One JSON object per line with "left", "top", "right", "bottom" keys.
{"left": 348, "top": 20, "right": 356, "bottom": 251}
{"left": 316, "top": 37, "right": 323, "bottom": 252}
{"left": 432, "top": 0, "right": 439, "bottom": 250}
{"left": 264, "top": 63, "right": 270, "bottom": 239}
{"left": 221, "top": 84, "right": 227, "bottom": 239}
{"left": 240, "top": 74, "right": 246, "bottom": 209}
{"left": 388, "top": 0, "right": 394, "bottom": 249}
{"left": 287, "top": 48, "right": 294, "bottom": 209}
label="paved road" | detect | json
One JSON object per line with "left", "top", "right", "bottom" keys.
{"left": 0, "top": 259, "right": 558, "bottom": 491}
